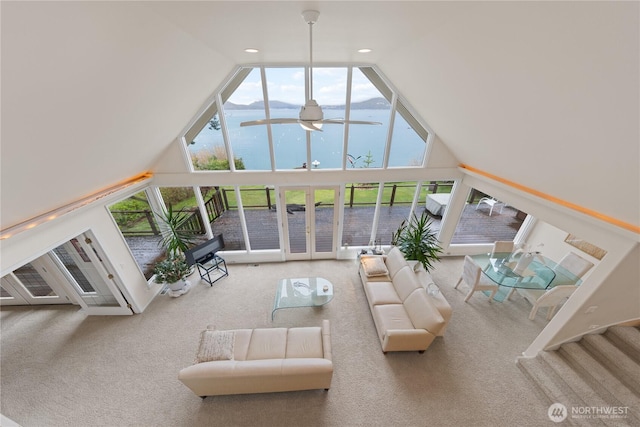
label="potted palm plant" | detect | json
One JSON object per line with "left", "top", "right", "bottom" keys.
{"left": 391, "top": 211, "right": 443, "bottom": 272}
{"left": 153, "top": 255, "right": 191, "bottom": 291}
{"left": 157, "top": 205, "right": 198, "bottom": 258}
{"left": 154, "top": 205, "right": 198, "bottom": 291}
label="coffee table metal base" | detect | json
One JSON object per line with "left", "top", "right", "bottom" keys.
{"left": 272, "top": 277, "right": 334, "bottom": 320}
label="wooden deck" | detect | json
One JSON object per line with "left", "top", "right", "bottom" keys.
{"left": 127, "top": 203, "right": 524, "bottom": 278}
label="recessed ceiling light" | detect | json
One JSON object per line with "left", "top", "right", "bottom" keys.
{"left": 358, "top": 48, "right": 372, "bottom": 53}
{"left": 244, "top": 48, "right": 259, "bottom": 53}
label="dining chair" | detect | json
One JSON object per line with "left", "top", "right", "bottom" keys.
{"left": 554, "top": 252, "right": 594, "bottom": 279}
{"left": 517, "top": 285, "right": 578, "bottom": 320}
{"left": 454, "top": 255, "right": 499, "bottom": 303}
{"left": 491, "top": 241, "right": 514, "bottom": 257}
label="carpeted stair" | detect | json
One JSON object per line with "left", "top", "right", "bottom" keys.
{"left": 516, "top": 325, "right": 640, "bottom": 426}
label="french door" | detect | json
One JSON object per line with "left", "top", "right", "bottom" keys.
{"left": 280, "top": 186, "right": 339, "bottom": 260}
{"left": 0, "top": 232, "right": 133, "bottom": 315}
{"left": 0, "top": 261, "right": 71, "bottom": 306}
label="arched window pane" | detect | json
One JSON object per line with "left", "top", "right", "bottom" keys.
{"left": 224, "top": 68, "right": 269, "bottom": 171}
{"left": 187, "top": 102, "right": 231, "bottom": 171}
{"left": 310, "top": 68, "right": 348, "bottom": 170}
{"left": 347, "top": 68, "right": 390, "bottom": 169}
{"left": 388, "top": 110, "right": 427, "bottom": 167}
{"left": 265, "top": 67, "right": 307, "bottom": 170}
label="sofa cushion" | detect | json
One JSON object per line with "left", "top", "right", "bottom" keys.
{"left": 403, "top": 288, "right": 445, "bottom": 333}
{"left": 364, "top": 281, "right": 402, "bottom": 305}
{"left": 360, "top": 256, "right": 389, "bottom": 277}
{"left": 285, "top": 327, "right": 323, "bottom": 358}
{"left": 195, "top": 330, "right": 235, "bottom": 363}
{"left": 372, "top": 304, "right": 414, "bottom": 331}
{"left": 246, "top": 328, "right": 288, "bottom": 360}
{"left": 231, "top": 329, "right": 254, "bottom": 361}
{"left": 392, "top": 266, "right": 422, "bottom": 301}
{"left": 384, "top": 247, "right": 409, "bottom": 278}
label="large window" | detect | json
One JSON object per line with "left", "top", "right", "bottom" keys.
{"left": 108, "top": 191, "right": 162, "bottom": 278}
{"left": 451, "top": 188, "right": 527, "bottom": 244}
{"left": 342, "top": 182, "right": 380, "bottom": 247}
{"left": 388, "top": 105, "right": 428, "bottom": 167}
{"left": 183, "top": 66, "right": 430, "bottom": 173}
{"left": 346, "top": 67, "right": 391, "bottom": 170}
{"left": 224, "top": 68, "right": 271, "bottom": 171}
{"left": 239, "top": 185, "right": 280, "bottom": 250}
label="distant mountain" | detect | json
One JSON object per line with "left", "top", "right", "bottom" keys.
{"left": 223, "top": 97, "right": 390, "bottom": 110}
{"left": 328, "top": 97, "right": 391, "bottom": 110}
{"left": 224, "top": 100, "right": 300, "bottom": 110}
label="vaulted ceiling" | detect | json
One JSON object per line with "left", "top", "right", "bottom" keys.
{"left": 2, "top": 1, "right": 638, "bottom": 231}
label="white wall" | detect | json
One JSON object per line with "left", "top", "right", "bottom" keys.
{"left": 1, "top": 1, "right": 230, "bottom": 229}
{"left": 526, "top": 242, "right": 639, "bottom": 356}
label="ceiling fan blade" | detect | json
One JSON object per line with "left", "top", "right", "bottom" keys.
{"left": 321, "top": 119, "right": 382, "bottom": 126}
{"left": 299, "top": 121, "right": 323, "bottom": 132}
{"left": 240, "top": 118, "right": 300, "bottom": 127}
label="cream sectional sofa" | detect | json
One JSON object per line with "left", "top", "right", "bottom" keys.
{"left": 358, "top": 247, "right": 452, "bottom": 353}
{"left": 179, "top": 320, "right": 333, "bottom": 397}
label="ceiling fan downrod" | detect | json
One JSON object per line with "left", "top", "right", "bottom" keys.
{"left": 302, "top": 10, "right": 320, "bottom": 102}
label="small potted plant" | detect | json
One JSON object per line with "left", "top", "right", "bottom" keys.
{"left": 153, "top": 255, "right": 191, "bottom": 291}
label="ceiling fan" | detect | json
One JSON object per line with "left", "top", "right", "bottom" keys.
{"left": 240, "top": 10, "right": 381, "bottom": 132}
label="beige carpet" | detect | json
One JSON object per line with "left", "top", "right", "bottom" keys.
{"left": 1, "top": 257, "right": 553, "bottom": 426}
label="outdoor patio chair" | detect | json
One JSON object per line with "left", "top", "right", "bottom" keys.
{"left": 475, "top": 197, "right": 504, "bottom": 216}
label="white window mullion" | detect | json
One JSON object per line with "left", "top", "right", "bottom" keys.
{"left": 369, "top": 182, "right": 385, "bottom": 245}
{"left": 234, "top": 187, "right": 252, "bottom": 252}
{"left": 342, "top": 66, "right": 353, "bottom": 170}
{"left": 216, "top": 93, "right": 235, "bottom": 172}
{"left": 194, "top": 186, "right": 213, "bottom": 239}
{"left": 382, "top": 94, "right": 398, "bottom": 169}
{"left": 259, "top": 67, "right": 277, "bottom": 171}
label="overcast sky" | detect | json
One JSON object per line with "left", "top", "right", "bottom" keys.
{"left": 227, "top": 67, "right": 381, "bottom": 106}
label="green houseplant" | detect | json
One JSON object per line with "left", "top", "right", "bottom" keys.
{"left": 153, "top": 255, "right": 191, "bottom": 291}
{"left": 154, "top": 205, "right": 198, "bottom": 290}
{"left": 391, "top": 211, "right": 443, "bottom": 272}
{"left": 156, "top": 205, "right": 198, "bottom": 258}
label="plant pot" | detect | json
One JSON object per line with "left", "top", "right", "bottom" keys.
{"left": 168, "top": 279, "right": 187, "bottom": 291}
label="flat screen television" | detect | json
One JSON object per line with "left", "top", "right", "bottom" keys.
{"left": 184, "top": 234, "right": 225, "bottom": 266}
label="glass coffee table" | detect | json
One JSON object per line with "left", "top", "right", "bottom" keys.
{"left": 272, "top": 277, "right": 334, "bottom": 320}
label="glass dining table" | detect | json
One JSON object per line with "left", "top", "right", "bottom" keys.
{"left": 470, "top": 252, "right": 583, "bottom": 302}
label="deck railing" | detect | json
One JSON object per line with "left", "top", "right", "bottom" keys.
{"left": 112, "top": 182, "right": 461, "bottom": 236}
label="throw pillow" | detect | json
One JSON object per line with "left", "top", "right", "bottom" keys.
{"left": 361, "top": 256, "right": 389, "bottom": 277}
{"left": 194, "top": 330, "right": 235, "bottom": 363}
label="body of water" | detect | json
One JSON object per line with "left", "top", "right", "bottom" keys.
{"left": 189, "top": 109, "right": 426, "bottom": 170}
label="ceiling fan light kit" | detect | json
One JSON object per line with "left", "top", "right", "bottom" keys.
{"left": 239, "top": 10, "right": 380, "bottom": 132}
{"left": 299, "top": 99, "right": 323, "bottom": 130}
